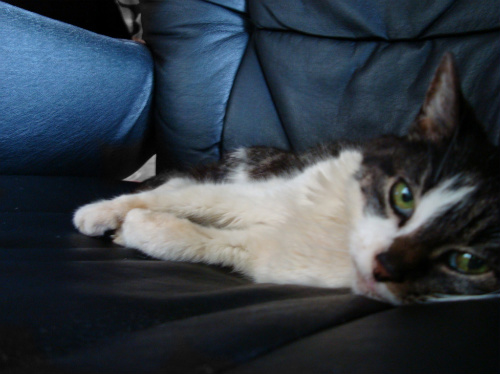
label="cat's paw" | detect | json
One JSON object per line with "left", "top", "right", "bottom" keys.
{"left": 118, "top": 209, "right": 187, "bottom": 259}
{"left": 73, "top": 200, "right": 127, "bottom": 236}
{"left": 118, "top": 208, "right": 161, "bottom": 248}
{"left": 111, "top": 227, "right": 126, "bottom": 246}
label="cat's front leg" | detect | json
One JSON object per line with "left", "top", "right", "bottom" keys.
{"left": 73, "top": 176, "right": 196, "bottom": 236}
{"left": 73, "top": 194, "right": 148, "bottom": 236}
{"left": 116, "top": 208, "right": 253, "bottom": 272}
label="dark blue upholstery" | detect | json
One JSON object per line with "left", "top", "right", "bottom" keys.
{"left": 141, "top": 0, "right": 249, "bottom": 170}
{"left": 142, "top": 0, "right": 500, "bottom": 171}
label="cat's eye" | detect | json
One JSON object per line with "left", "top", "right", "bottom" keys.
{"left": 390, "top": 180, "right": 415, "bottom": 218}
{"left": 447, "top": 251, "right": 491, "bottom": 275}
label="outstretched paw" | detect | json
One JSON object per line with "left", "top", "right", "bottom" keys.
{"left": 118, "top": 209, "right": 191, "bottom": 259}
{"left": 111, "top": 227, "right": 126, "bottom": 246}
{"left": 119, "top": 208, "right": 159, "bottom": 248}
{"left": 73, "top": 200, "right": 128, "bottom": 237}
{"left": 111, "top": 208, "right": 151, "bottom": 247}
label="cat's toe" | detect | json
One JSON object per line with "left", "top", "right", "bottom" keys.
{"left": 119, "top": 209, "right": 182, "bottom": 257}
{"left": 118, "top": 208, "right": 153, "bottom": 247}
{"left": 73, "top": 201, "right": 123, "bottom": 236}
{"left": 112, "top": 228, "right": 126, "bottom": 246}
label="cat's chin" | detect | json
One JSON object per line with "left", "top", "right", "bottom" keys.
{"left": 352, "top": 270, "right": 401, "bottom": 305}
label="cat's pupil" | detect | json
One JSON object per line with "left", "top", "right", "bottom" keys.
{"left": 467, "top": 255, "right": 485, "bottom": 270}
{"left": 401, "top": 188, "right": 412, "bottom": 202}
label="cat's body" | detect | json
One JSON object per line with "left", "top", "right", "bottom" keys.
{"left": 74, "top": 54, "right": 500, "bottom": 304}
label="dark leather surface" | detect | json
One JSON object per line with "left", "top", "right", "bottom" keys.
{"left": 0, "top": 3, "right": 154, "bottom": 178}
{"left": 231, "top": 298, "right": 500, "bottom": 374}
{"left": 1, "top": 176, "right": 498, "bottom": 374}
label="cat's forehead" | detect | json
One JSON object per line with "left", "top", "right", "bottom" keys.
{"left": 363, "top": 133, "right": 500, "bottom": 184}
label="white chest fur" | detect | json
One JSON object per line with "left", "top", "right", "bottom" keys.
{"left": 245, "top": 150, "right": 364, "bottom": 288}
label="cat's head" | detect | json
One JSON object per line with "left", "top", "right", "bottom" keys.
{"left": 350, "top": 53, "right": 500, "bottom": 304}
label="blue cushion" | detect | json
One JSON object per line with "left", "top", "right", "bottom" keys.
{"left": 235, "top": 0, "right": 500, "bottom": 152}
{"left": 143, "top": 0, "right": 499, "bottom": 172}
{"left": 141, "top": 0, "right": 249, "bottom": 171}
{"left": 0, "top": 3, "right": 154, "bottom": 178}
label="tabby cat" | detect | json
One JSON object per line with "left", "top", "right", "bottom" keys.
{"left": 74, "top": 53, "right": 500, "bottom": 304}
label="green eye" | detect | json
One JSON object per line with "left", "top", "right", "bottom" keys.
{"left": 390, "top": 180, "right": 415, "bottom": 217}
{"left": 448, "top": 251, "right": 490, "bottom": 275}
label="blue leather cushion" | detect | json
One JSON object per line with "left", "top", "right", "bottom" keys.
{"left": 143, "top": 0, "right": 499, "bottom": 171}
{"left": 227, "top": 0, "right": 500, "bottom": 153}
{"left": 141, "top": 0, "right": 249, "bottom": 171}
{"left": 0, "top": 3, "right": 154, "bottom": 178}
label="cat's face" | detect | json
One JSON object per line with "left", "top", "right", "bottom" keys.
{"left": 349, "top": 54, "right": 500, "bottom": 304}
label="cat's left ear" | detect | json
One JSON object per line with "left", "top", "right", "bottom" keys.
{"left": 409, "top": 53, "right": 462, "bottom": 142}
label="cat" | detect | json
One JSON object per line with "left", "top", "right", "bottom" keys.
{"left": 74, "top": 53, "right": 500, "bottom": 305}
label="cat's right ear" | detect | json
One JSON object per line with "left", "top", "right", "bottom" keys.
{"left": 408, "top": 53, "right": 462, "bottom": 143}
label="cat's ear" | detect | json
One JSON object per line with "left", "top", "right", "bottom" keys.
{"left": 409, "top": 53, "right": 462, "bottom": 142}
